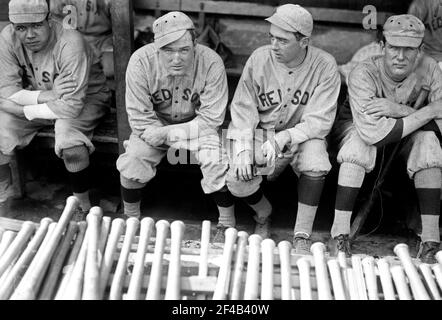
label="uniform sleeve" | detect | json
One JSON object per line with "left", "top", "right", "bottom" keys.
{"left": 192, "top": 61, "right": 228, "bottom": 132}
{"left": 408, "top": 0, "right": 428, "bottom": 21}
{"left": 347, "top": 65, "right": 397, "bottom": 145}
{"left": 227, "top": 56, "right": 260, "bottom": 154}
{"left": 49, "top": 0, "right": 67, "bottom": 17}
{"left": 125, "top": 54, "right": 163, "bottom": 135}
{"left": 46, "top": 35, "right": 92, "bottom": 118}
{"left": 427, "top": 62, "right": 442, "bottom": 132}
{"left": 286, "top": 60, "right": 340, "bottom": 144}
{"left": 0, "top": 33, "right": 26, "bottom": 98}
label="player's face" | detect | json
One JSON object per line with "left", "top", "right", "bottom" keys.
{"left": 383, "top": 42, "right": 420, "bottom": 81}
{"left": 13, "top": 19, "right": 51, "bottom": 52}
{"left": 159, "top": 31, "right": 195, "bottom": 76}
{"left": 269, "top": 24, "right": 307, "bottom": 67}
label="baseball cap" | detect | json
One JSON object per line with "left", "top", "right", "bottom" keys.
{"left": 9, "top": 0, "right": 48, "bottom": 24}
{"left": 265, "top": 4, "right": 313, "bottom": 37}
{"left": 383, "top": 14, "right": 425, "bottom": 48}
{"left": 153, "top": 11, "right": 195, "bottom": 49}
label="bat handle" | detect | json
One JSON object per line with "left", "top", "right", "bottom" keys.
{"left": 230, "top": 231, "right": 249, "bottom": 300}
{"left": 361, "top": 256, "right": 379, "bottom": 300}
{"left": 243, "top": 234, "right": 262, "bottom": 300}
{"left": 260, "top": 239, "right": 276, "bottom": 300}
{"left": 296, "top": 257, "right": 312, "bottom": 300}
{"left": 213, "top": 227, "right": 237, "bottom": 300}
{"left": 310, "top": 242, "right": 332, "bottom": 300}
{"left": 377, "top": 258, "right": 396, "bottom": 300}
{"left": 327, "top": 259, "right": 347, "bottom": 300}
{"left": 198, "top": 220, "right": 211, "bottom": 277}
{"left": 278, "top": 241, "right": 293, "bottom": 300}
{"left": 165, "top": 220, "right": 185, "bottom": 300}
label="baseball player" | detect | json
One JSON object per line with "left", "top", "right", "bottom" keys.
{"left": 329, "top": 14, "right": 442, "bottom": 263}
{"left": 409, "top": 0, "right": 442, "bottom": 68}
{"left": 116, "top": 11, "right": 235, "bottom": 236}
{"left": 226, "top": 4, "right": 341, "bottom": 249}
{"left": 49, "top": 0, "right": 114, "bottom": 77}
{"left": 0, "top": 0, "right": 110, "bottom": 218}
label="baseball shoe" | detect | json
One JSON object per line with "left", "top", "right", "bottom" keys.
{"left": 417, "top": 241, "right": 440, "bottom": 264}
{"left": 212, "top": 223, "right": 229, "bottom": 244}
{"left": 293, "top": 233, "right": 312, "bottom": 255}
{"left": 253, "top": 216, "right": 271, "bottom": 239}
{"left": 406, "top": 230, "right": 421, "bottom": 257}
{"left": 328, "top": 234, "right": 352, "bottom": 258}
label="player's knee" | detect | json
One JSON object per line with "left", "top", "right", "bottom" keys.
{"left": 62, "top": 145, "right": 90, "bottom": 172}
{"left": 116, "top": 153, "right": 156, "bottom": 184}
{"left": 414, "top": 130, "right": 439, "bottom": 146}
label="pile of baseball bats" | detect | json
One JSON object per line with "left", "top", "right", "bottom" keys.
{"left": 0, "top": 196, "right": 441, "bottom": 300}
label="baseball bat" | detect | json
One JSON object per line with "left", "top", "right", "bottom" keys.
{"left": 243, "top": 234, "right": 262, "bottom": 300}
{"left": 54, "top": 221, "right": 87, "bottom": 299}
{"left": 436, "top": 250, "right": 442, "bottom": 265}
{"left": 311, "top": 242, "right": 332, "bottom": 300}
{"left": 0, "top": 218, "right": 52, "bottom": 300}
{"left": 98, "top": 218, "right": 125, "bottom": 299}
{"left": 278, "top": 241, "right": 293, "bottom": 300}
{"left": 394, "top": 243, "right": 430, "bottom": 300}
{"left": 0, "top": 221, "right": 35, "bottom": 278}
{"left": 126, "top": 217, "right": 154, "bottom": 300}
{"left": 337, "top": 251, "right": 350, "bottom": 298}
{"left": 198, "top": 220, "right": 211, "bottom": 278}
{"left": 146, "top": 220, "right": 170, "bottom": 300}
{"left": 260, "top": 238, "right": 275, "bottom": 300}
{"left": 432, "top": 264, "right": 442, "bottom": 291}
{"left": 327, "top": 259, "right": 346, "bottom": 300}
{"left": 38, "top": 221, "right": 78, "bottom": 300}
{"left": 230, "top": 231, "right": 249, "bottom": 300}
{"left": 390, "top": 265, "right": 412, "bottom": 300}
{"left": 0, "top": 227, "right": 4, "bottom": 244}
{"left": 296, "top": 257, "right": 312, "bottom": 300}
{"left": 0, "top": 230, "right": 16, "bottom": 258}
{"left": 377, "top": 258, "right": 396, "bottom": 300}
{"left": 419, "top": 263, "right": 441, "bottom": 300}
{"left": 109, "top": 217, "right": 139, "bottom": 300}
{"left": 346, "top": 268, "right": 360, "bottom": 300}
{"left": 98, "top": 216, "right": 112, "bottom": 267}
{"left": 83, "top": 207, "right": 103, "bottom": 300}
{"left": 361, "top": 256, "right": 379, "bottom": 300}
{"left": 165, "top": 220, "right": 185, "bottom": 300}
{"left": 351, "top": 255, "right": 368, "bottom": 300}
{"left": 10, "top": 196, "right": 79, "bottom": 299}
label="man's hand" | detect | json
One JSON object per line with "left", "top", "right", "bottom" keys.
{"left": 362, "top": 98, "right": 414, "bottom": 118}
{"left": 38, "top": 72, "right": 77, "bottom": 103}
{"left": 141, "top": 126, "right": 168, "bottom": 147}
{"left": 0, "top": 97, "right": 24, "bottom": 117}
{"left": 234, "top": 150, "right": 254, "bottom": 182}
{"left": 261, "top": 130, "right": 291, "bottom": 165}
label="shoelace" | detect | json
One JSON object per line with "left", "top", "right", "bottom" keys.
{"left": 294, "top": 238, "right": 310, "bottom": 251}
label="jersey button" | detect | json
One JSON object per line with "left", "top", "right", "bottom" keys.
{"left": 174, "top": 115, "right": 178, "bottom": 118}
{"left": 38, "top": 83, "right": 42, "bottom": 86}
{"left": 175, "top": 87, "right": 179, "bottom": 90}
{"left": 287, "top": 88, "right": 291, "bottom": 92}
{"left": 35, "top": 67, "right": 38, "bottom": 71}
{"left": 175, "top": 101, "right": 178, "bottom": 104}
{"left": 283, "top": 105, "right": 287, "bottom": 108}
{"left": 279, "top": 121, "right": 283, "bottom": 124}
{"left": 289, "top": 71, "right": 293, "bottom": 75}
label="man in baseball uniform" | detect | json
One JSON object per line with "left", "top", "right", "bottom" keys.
{"left": 116, "top": 11, "right": 234, "bottom": 233}
{"left": 226, "top": 4, "right": 341, "bottom": 250}
{"left": 330, "top": 14, "right": 442, "bottom": 263}
{"left": 409, "top": 0, "right": 442, "bottom": 69}
{"left": 0, "top": 0, "right": 110, "bottom": 218}
{"left": 49, "top": 0, "right": 114, "bottom": 77}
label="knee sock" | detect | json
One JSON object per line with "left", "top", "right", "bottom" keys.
{"left": 331, "top": 163, "right": 365, "bottom": 238}
{"left": 242, "top": 189, "right": 272, "bottom": 222}
{"left": 294, "top": 174, "right": 325, "bottom": 237}
{"left": 415, "top": 168, "right": 441, "bottom": 243}
{"left": 212, "top": 189, "right": 236, "bottom": 227}
{"left": 121, "top": 175, "right": 146, "bottom": 218}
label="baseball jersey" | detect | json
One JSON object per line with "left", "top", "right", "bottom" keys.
{"left": 348, "top": 54, "right": 442, "bottom": 145}
{"left": 125, "top": 43, "right": 228, "bottom": 136}
{"left": 409, "top": 0, "right": 442, "bottom": 62}
{"left": 227, "top": 45, "right": 341, "bottom": 154}
{"left": 50, "top": 0, "right": 112, "bottom": 37}
{"left": 0, "top": 18, "right": 108, "bottom": 118}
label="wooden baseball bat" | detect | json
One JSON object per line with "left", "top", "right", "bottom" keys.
{"left": 109, "top": 217, "right": 139, "bottom": 300}
{"left": 0, "top": 221, "right": 35, "bottom": 278}
{"left": 125, "top": 217, "right": 154, "bottom": 300}
{"left": 54, "top": 221, "right": 87, "bottom": 299}
{"left": 165, "top": 220, "right": 185, "bottom": 300}
{"left": 394, "top": 243, "right": 430, "bottom": 300}
{"left": 229, "top": 231, "right": 248, "bottom": 300}
{"left": 436, "top": 250, "right": 442, "bottom": 265}
{"left": 0, "top": 227, "right": 4, "bottom": 244}
{"left": 213, "top": 227, "right": 238, "bottom": 300}
{"left": 98, "top": 216, "right": 112, "bottom": 267}
{"left": 390, "top": 265, "right": 412, "bottom": 300}
{"left": 243, "top": 234, "right": 262, "bottom": 300}
{"left": 351, "top": 255, "right": 368, "bottom": 300}
{"left": 311, "top": 242, "right": 332, "bottom": 300}
{"left": 10, "top": 196, "right": 79, "bottom": 299}
{"left": 278, "top": 241, "right": 293, "bottom": 300}
{"left": 83, "top": 207, "right": 103, "bottom": 300}
{"left": 419, "top": 263, "right": 441, "bottom": 300}
{"left": 98, "top": 218, "right": 125, "bottom": 299}
{"left": 432, "top": 264, "right": 442, "bottom": 291}
{"left": 260, "top": 238, "right": 275, "bottom": 300}
{"left": 38, "top": 221, "right": 78, "bottom": 300}
{"left": 376, "top": 258, "right": 396, "bottom": 300}
{"left": 146, "top": 220, "right": 170, "bottom": 300}
{"left": 361, "top": 256, "right": 379, "bottom": 300}
{"left": 0, "top": 230, "right": 16, "bottom": 259}
{"left": 337, "top": 251, "right": 350, "bottom": 298}
{"left": 198, "top": 220, "right": 211, "bottom": 278}
{"left": 346, "top": 268, "right": 360, "bottom": 300}
{"left": 296, "top": 257, "right": 312, "bottom": 300}
{"left": 327, "top": 259, "right": 346, "bottom": 300}
{"left": 0, "top": 218, "right": 52, "bottom": 300}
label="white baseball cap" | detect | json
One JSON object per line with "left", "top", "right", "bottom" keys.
{"left": 153, "top": 11, "right": 195, "bottom": 49}
{"left": 9, "top": 0, "right": 48, "bottom": 24}
{"left": 265, "top": 4, "right": 313, "bottom": 37}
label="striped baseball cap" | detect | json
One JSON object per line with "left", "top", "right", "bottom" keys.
{"left": 383, "top": 14, "right": 425, "bottom": 48}
{"left": 9, "top": 0, "right": 48, "bottom": 24}
{"left": 153, "top": 11, "right": 195, "bottom": 49}
{"left": 265, "top": 4, "right": 313, "bottom": 37}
